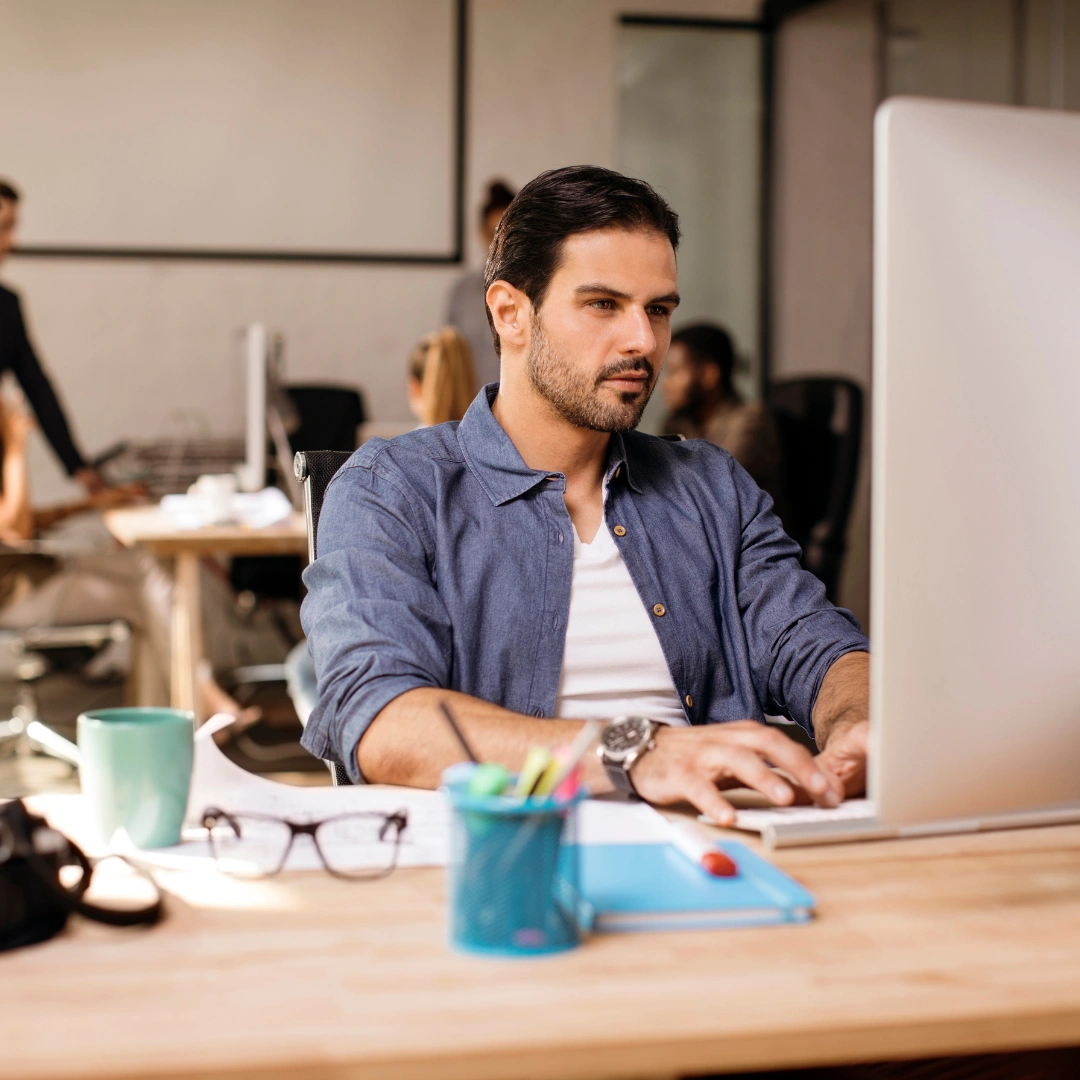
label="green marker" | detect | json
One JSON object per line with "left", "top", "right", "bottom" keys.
{"left": 466, "top": 761, "right": 511, "bottom": 797}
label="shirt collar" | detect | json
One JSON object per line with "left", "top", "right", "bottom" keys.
{"left": 457, "top": 384, "right": 642, "bottom": 506}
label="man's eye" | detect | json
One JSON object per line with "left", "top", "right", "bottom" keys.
{"left": 590, "top": 300, "right": 615, "bottom": 310}
{"left": 647, "top": 306, "right": 671, "bottom": 318}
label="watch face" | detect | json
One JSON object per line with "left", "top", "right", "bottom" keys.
{"left": 601, "top": 717, "right": 652, "bottom": 762}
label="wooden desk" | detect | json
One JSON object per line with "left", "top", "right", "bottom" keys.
{"left": 103, "top": 507, "right": 308, "bottom": 717}
{"left": 4, "top": 820, "right": 1080, "bottom": 1080}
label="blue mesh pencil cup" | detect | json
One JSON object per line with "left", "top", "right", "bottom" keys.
{"left": 442, "top": 763, "right": 584, "bottom": 957}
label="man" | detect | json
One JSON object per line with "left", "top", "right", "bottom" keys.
{"left": 0, "top": 179, "right": 103, "bottom": 492}
{"left": 660, "top": 322, "right": 783, "bottom": 510}
{"left": 302, "top": 166, "right": 870, "bottom": 822}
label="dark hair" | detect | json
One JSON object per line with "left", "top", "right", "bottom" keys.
{"left": 0, "top": 179, "right": 19, "bottom": 204}
{"left": 484, "top": 165, "right": 680, "bottom": 354}
{"left": 480, "top": 179, "right": 515, "bottom": 222}
{"left": 672, "top": 323, "right": 737, "bottom": 397}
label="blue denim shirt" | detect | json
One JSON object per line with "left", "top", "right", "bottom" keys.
{"left": 301, "top": 386, "right": 868, "bottom": 781}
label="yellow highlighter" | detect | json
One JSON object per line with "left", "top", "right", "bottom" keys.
{"left": 514, "top": 746, "right": 553, "bottom": 797}
{"left": 533, "top": 722, "right": 600, "bottom": 798}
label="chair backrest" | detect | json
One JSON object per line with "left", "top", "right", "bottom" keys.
{"left": 293, "top": 450, "right": 353, "bottom": 564}
{"left": 294, "top": 449, "right": 355, "bottom": 787}
{"left": 767, "top": 377, "right": 863, "bottom": 602}
{"left": 285, "top": 385, "right": 366, "bottom": 453}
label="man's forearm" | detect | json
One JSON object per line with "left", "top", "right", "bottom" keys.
{"left": 811, "top": 651, "right": 870, "bottom": 750}
{"left": 358, "top": 688, "right": 609, "bottom": 790}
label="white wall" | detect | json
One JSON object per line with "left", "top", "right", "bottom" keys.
{"left": 7, "top": 0, "right": 757, "bottom": 504}
{"left": 770, "top": 0, "right": 878, "bottom": 629}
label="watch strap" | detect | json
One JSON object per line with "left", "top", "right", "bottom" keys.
{"left": 604, "top": 758, "right": 639, "bottom": 798}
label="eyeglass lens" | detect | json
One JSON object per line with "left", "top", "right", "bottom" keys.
{"left": 315, "top": 815, "right": 401, "bottom": 877}
{"left": 207, "top": 816, "right": 293, "bottom": 877}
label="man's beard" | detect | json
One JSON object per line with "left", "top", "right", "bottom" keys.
{"left": 526, "top": 317, "right": 656, "bottom": 433}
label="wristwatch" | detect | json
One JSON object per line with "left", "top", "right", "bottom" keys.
{"left": 598, "top": 716, "right": 659, "bottom": 798}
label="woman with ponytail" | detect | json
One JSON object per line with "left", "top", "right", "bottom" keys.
{"left": 406, "top": 327, "right": 478, "bottom": 427}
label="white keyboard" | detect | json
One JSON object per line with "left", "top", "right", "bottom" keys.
{"left": 702, "top": 798, "right": 878, "bottom": 833}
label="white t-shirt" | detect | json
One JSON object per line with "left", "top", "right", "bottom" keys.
{"left": 555, "top": 516, "right": 687, "bottom": 726}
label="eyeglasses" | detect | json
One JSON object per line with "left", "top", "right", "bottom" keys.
{"left": 200, "top": 806, "right": 408, "bottom": 880}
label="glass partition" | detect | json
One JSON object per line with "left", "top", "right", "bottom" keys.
{"left": 618, "top": 21, "right": 765, "bottom": 430}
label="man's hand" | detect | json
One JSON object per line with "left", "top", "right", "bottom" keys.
{"left": 816, "top": 719, "right": 869, "bottom": 797}
{"left": 629, "top": 721, "right": 844, "bottom": 826}
{"left": 811, "top": 651, "right": 870, "bottom": 798}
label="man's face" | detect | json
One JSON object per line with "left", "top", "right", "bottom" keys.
{"left": 525, "top": 227, "right": 679, "bottom": 433}
{"left": 0, "top": 199, "right": 16, "bottom": 265}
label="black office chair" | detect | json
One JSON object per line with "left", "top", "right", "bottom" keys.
{"left": 293, "top": 449, "right": 354, "bottom": 785}
{"left": 230, "top": 384, "right": 366, "bottom": 597}
{"left": 226, "top": 386, "right": 366, "bottom": 706}
{"left": 767, "top": 377, "right": 863, "bottom": 603}
{"left": 285, "top": 386, "right": 365, "bottom": 456}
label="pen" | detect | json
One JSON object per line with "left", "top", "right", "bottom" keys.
{"left": 668, "top": 819, "right": 738, "bottom": 877}
{"left": 439, "top": 700, "right": 480, "bottom": 764}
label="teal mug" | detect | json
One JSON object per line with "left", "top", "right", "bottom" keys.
{"left": 77, "top": 707, "right": 195, "bottom": 849}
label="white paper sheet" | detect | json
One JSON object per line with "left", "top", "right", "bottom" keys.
{"left": 165, "top": 713, "right": 451, "bottom": 870}
{"left": 573, "top": 797, "right": 674, "bottom": 846}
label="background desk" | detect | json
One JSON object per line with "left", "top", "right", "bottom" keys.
{"left": 103, "top": 507, "right": 308, "bottom": 718}
{"left": 4, "top": 820, "right": 1080, "bottom": 1079}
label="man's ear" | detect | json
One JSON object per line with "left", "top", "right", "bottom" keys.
{"left": 486, "top": 280, "right": 531, "bottom": 354}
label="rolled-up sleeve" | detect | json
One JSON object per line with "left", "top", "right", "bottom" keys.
{"left": 731, "top": 459, "right": 869, "bottom": 735}
{"left": 299, "top": 455, "right": 451, "bottom": 782}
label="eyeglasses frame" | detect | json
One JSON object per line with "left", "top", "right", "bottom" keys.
{"left": 200, "top": 806, "right": 408, "bottom": 880}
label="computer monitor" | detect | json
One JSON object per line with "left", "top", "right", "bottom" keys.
{"left": 870, "top": 97, "right": 1080, "bottom": 826}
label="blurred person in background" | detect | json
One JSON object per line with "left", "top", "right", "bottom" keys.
{"left": 0, "top": 389, "right": 173, "bottom": 701}
{"left": 406, "top": 327, "right": 477, "bottom": 427}
{"left": 0, "top": 178, "right": 118, "bottom": 496}
{"left": 0, "top": 392, "right": 269, "bottom": 719}
{"left": 445, "top": 180, "right": 515, "bottom": 388}
{"left": 661, "top": 323, "right": 783, "bottom": 510}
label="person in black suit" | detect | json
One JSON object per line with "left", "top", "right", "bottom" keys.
{"left": 0, "top": 178, "right": 103, "bottom": 493}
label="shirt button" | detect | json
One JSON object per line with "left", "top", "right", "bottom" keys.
{"left": 558, "top": 533, "right": 564, "bottom": 543}
{"left": 534, "top": 708, "right": 545, "bottom": 717}
{"left": 653, "top": 603, "right": 666, "bottom": 617}
{"left": 685, "top": 694, "right": 693, "bottom": 708}
{"left": 613, "top": 525, "right": 626, "bottom": 537}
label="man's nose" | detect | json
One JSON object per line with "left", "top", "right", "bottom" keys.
{"left": 619, "top": 306, "right": 657, "bottom": 359}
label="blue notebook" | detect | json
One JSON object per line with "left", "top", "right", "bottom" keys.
{"left": 570, "top": 840, "right": 815, "bottom": 932}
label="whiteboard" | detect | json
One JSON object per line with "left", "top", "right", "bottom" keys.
{"left": 1, "top": 0, "right": 460, "bottom": 259}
